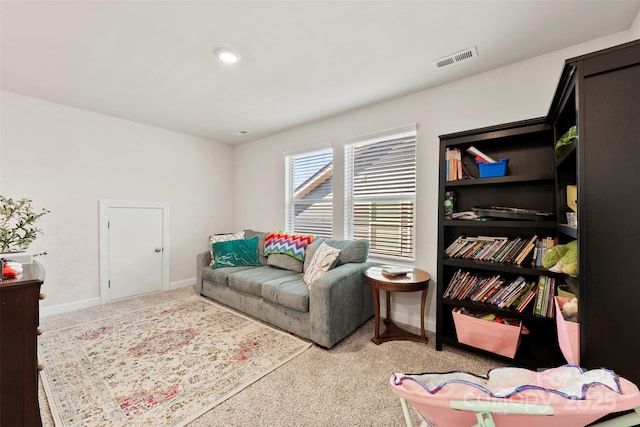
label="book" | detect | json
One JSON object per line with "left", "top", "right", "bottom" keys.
{"left": 501, "top": 281, "right": 529, "bottom": 308}
{"left": 445, "top": 148, "right": 450, "bottom": 181}
{"left": 494, "top": 238, "right": 520, "bottom": 263}
{"left": 382, "top": 266, "right": 412, "bottom": 276}
{"left": 482, "top": 238, "right": 509, "bottom": 261}
{"left": 475, "top": 238, "right": 506, "bottom": 260}
{"left": 503, "top": 237, "right": 526, "bottom": 263}
{"left": 470, "top": 275, "right": 501, "bottom": 301}
{"left": 444, "top": 236, "right": 465, "bottom": 256}
{"left": 496, "top": 277, "right": 526, "bottom": 307}
{"left": 466, "top": 146, "right": 497, "bottom": 163}
{"left": 515, "top": 235, "right": 538, "bottom": 265}
{"left": 545, "top": 277, "right": 557, "bottom": 318}
{"left": 515, "top": 288, "right": 537, "bottom": 313}
{"left": 534, "top": 276, "right": 547, "bottom": 316}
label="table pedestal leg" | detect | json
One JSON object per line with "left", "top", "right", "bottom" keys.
{"left": 371, "top": 287, "right": 381, "bottom": 342}
{"left": 371, "top": 288, "right": 428, "bottom": 345}
{"left": 420, "top": 287, "right": 428, "bottom": 340}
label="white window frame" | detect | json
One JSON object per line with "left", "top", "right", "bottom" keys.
{"left": 344, "top": 124, "right": 417, "bottom": 263}
{"left": 285, "top": 147, "right": 334, "bottom": 238}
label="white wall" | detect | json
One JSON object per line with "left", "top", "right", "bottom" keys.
{"left": 0, "top": 92, "right": 235, "bottom": 313}
{"left": 233, "top": 30, "right": 638, "bottom": 331}
{"left": 1, "top": 22, "right": 637, "bottom": 321}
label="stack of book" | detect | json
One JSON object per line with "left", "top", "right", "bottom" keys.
{"left": 444, "top": 269, "right": 537, "bottom": 312}
{"left": 466, "top": 146, "right": 497, "bottom": 163}
{"left": 445, "top": 235, "right": 539, "bottom": 265}
{"left": 445, "top": 148, "right": 476, "bottom": 181}
{"left": 533, "top": 237, "right": 558, "bottom": 268}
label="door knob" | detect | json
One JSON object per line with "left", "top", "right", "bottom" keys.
{"left": 155, "top": 248, "right": 162, "bottom": 253}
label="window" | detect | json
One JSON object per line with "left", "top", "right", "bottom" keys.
{"left": 285, "top": 148, "right": 333, "bottom": 238}
{"left": 344, "top": 124, "right": 417, "bottom": 261}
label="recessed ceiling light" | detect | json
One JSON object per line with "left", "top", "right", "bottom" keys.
{"left": 215, "top": 48, "right": 241, "bottom": 64}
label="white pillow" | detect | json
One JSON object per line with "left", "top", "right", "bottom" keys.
{"left": 209, "top": 231, "right": 245, "bottom": 265}
{"left": 303, "top": 242, "right": 341, "bottom": 287}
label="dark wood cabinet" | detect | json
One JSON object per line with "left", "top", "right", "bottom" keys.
{"left": 549, "top": 40, "right": 640, "bottom": 385}
{"left": 1, "top": 261, "right": 45, "bottom": 427}
{"left": 436, "top": 39, "right": 640, "bottom": 378}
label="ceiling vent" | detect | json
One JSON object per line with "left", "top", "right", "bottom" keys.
{"left": 433, "top": 46, "right": 478, "bottom": 69}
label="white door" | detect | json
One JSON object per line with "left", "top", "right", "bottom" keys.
{"left": 107, "top": 206, "right": 164, "bottom": 300}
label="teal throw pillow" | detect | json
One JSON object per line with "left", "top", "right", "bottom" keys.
{"left": 213, "top": 236, "right": 261, "bottom": 268}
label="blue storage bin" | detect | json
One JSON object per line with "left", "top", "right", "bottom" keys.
{"left": 477, "top": 158, "right": 509, "bottom": 178}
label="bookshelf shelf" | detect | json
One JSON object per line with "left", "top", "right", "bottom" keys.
{"left": 442, "top": 298, "right": 555, "bottom": 324}
{"left": 557, "top": 224, "right": 577, "bottom": 239}
{"left": 445, "top": 173, "right": 554, "bottom": 187}
{"left": 443, "top": 220, "right": 555, "bottom": 229}
{"left": 554, "top": 145, "right": 576, "bottom": 169}
{"left": 443, "top": 258, "right": 555, "bottom": 276}
{"left": 440, "top": 336, "right": 565, "bottom": 368}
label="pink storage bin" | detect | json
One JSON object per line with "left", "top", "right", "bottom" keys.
{"left": 554, "top": 296, "right": 580, "bottom": 365}
{"left": 452, "top": 307, "right": 522, "bottom": 358}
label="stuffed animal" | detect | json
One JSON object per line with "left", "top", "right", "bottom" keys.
{"left": 561, "top": 297, "right": 579, "bottom": 322}
{"left": 542, "top": 240, "right": 578, "bottom": 277}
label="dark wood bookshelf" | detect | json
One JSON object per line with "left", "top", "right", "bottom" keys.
{"left": 437, "top": 117, "right": 562, "bottom": 367}
{"left": 436, "top": 39, "right": 640, "bottom": 382}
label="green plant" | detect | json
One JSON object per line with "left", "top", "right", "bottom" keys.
{"left": 0, "top": 196, "right": 50, "bottom": 253}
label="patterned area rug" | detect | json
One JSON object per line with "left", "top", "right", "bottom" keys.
{"left": 39, "top": 295, "right": 311, "bottom": 426}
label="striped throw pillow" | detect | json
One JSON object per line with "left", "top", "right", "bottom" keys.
{"left": 263, "top": 231, "right": 315, "bottom": 262}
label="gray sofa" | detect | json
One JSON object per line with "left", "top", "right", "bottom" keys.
{"left": 196, "top": 229, "right": 375, "bottom": 348}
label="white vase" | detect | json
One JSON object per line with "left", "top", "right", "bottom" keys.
{"left": 0, "top": 252, "right": 33, "bottom": 264}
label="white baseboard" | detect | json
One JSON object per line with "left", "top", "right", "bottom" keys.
{"left": 40, "top": 279, "right": 195, "bottom": 318}
{"left": 40, "top": 297, "right": 101, "bottom": 318}
{"left": 171, "top": 278, "right": 195, "bottom": 289}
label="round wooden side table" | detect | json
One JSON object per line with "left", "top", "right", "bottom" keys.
{"left": 364, "top": 265, "right": 431, "bottom": 345}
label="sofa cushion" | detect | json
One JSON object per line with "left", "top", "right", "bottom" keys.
{"left": 262, "top": 275, "right": 309, "bottom": 312}
{"left": 243, "top": 229, "right": 269, "bottom": 265}
{"left": 304, "top": 239, "right": 369, "bottom": 271}
{"left": 202, "top": 265, "right": 255, "bottom": 287}
{"left": 267, "top": 253, "right": 303, "bottom": 272}
{"left": 228, "top": 265, "right": 299, "bottom": 297}
{"left": 263, "top": 231, "right": 316, "bottom": 261}
{"left": 209, "top": 231, "right": 244, "bottom": 265}
{"left": 213, "top": 236, "right": 261, "bottom": 268}
{"left": 303, "top": 242, "right": 341, "bottom": 286}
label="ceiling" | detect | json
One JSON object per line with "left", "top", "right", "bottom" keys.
{"left": 2, "top": 1, "right": 639, "bottom": 145}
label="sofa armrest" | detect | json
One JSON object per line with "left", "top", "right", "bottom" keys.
{"left": 196, "top": 251, "right": 212, "bottom": 293}
{"left": 309, "top": 261, "right": 377, "bottom": 348}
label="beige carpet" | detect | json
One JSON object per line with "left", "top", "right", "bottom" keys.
{"left": 40, "top": 286, "right": 500, "bottom": 426}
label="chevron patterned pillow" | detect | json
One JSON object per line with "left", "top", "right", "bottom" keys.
{"left": 263, "top": 231, "right": 316, "bottom": 262}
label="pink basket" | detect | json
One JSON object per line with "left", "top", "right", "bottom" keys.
{"left": 452, "top": 307, "right": 521, "bottom": 358}
{"left": 554, "top": 296, "right": 580, "bottom": 365}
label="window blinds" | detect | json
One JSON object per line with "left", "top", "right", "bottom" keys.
{"left": 285, "top": 148, "right": 333, "bottom": 238}
{"left": 344, "top": 125, "right": 417, "bottom": 260}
